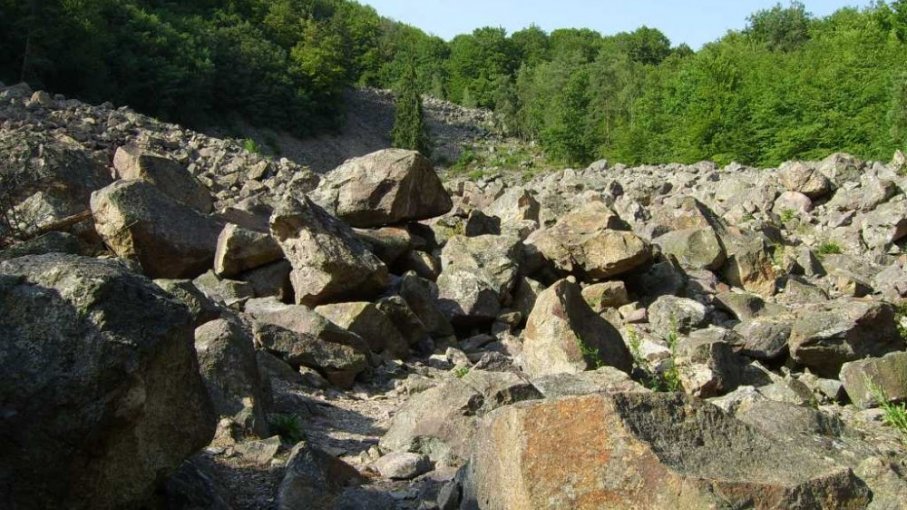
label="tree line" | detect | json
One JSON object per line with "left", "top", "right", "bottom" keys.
{"left": 3, "top": 1, "right": 907, "bottom": 167}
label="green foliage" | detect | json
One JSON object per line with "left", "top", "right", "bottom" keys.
{"left": 625, "top": 325, "right": 681, "bottom": 393}
{"left": 894, "top": 302, "right": 907, "bottom": 341}
{"left": 269, "top": 413, "right": 304, "bottom": 444}
{"left": 577, "top": 338, "right": 605, "bottom": 369}
{"left": 659, "top": 320, "right": 683, "bottom": 393}
{"left": 780, "top": 208, "right": 796, "bottom": 222}
{"left": 242, "top": 138, "right": 261, "bottom": 154}
{"left": 817, "top": 241, "right": 843, "bottom": 256}
{"left": 452, "top": 366, "right": 470, "bottom": 378}
{"left": 391, "top": 63, "right": 430, "bottom": 155}
{"left": 867, "top": 380, "right": 907, "bottom": 436}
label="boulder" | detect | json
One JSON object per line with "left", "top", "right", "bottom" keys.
{"left": 213, "top": 223, "right": 284, "bottom": 277}
{"left": 675, "top": 328, "right": 745, "bottom": 398}
{"left": 315, "top": 301, "right": 409, "bottom": 359}
{"left": 789, "top": 300, "right": 904, "bottom": 377}
{"left": 734, "top": 317, "right": 792, "bottom": 360}
{"left": 277, "top": 443, "right": 366, "bottom": 510}
{"left": 647, "top": 295, "right": 708, "bottom": 335}
{"left": 270, "top": 196, "right": 388, "bottom": 306}
{"left": 721, "top": 232, "right": 778, "bottom": 297}
{"left": 840, "top": 352, "right": 907, "bottom": 408}
{"left": 192, "top": 270, "right": 254, "bottom": 308}
{"left": 195, "top": 318, "right": 271, "bottom": 438}
{"left": 437, "top": 235, "right": 521, "bottom": 325}
{"left": 525, "top": 201, "right": 651, "bottom": 279}
{"left": 522, "top": 279, "right": 632, "bottom": 378}
{"left": 580, "top": 281, "right": 630, "bottom": 312}
{"left": 654, "top": 227, "right": 725, "bottom": 271}
{"left": 154, "top": 278, "right": 222, "bottom": 327}
{"left": 113, "top": 144, "right": 213, "bottom": 213}
{"left": 312, "top": 148, "right": 452, "bottom": 227}
{"left": 372, "top": 452, "right": 433, "bottom": 480}
{"left": 353, "top": 226, "right": 413, "bottom": 266}
{"left": 778, "top": 161, "right": 832, "bottom": 199}
{"left": 861, "top": 198, "right": 907, "bottom": 249}
{"left": 91, "top": 180, "right": 221, "bottom": 279}
{"left": 0, "top": 254, "right": 215, "bottom": 509}
{"left": 246, "top": 298, "right": 370, "bottom": 388}
{"left": 462, "top": 393, "right": 870, "bottom": 509}
{"left": 399, "top": 273, "right": 455, "bottom": 339}
{"left": 379, "top": 371, "right": 540, "bottom": 465}
{"left": 530, "top": 366, "right": 649, "bottom": 398}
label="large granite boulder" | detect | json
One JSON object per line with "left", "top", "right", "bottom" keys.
{"left": 312, "top": 149, "right": 452, "bottom": 227}
{"left": 113, "top": 144, "right": 213, "bottom": 213}
{"left": 270, "top": 196, "right": 388, "bottom": 306}
{"left": 462, "top": 393, "right": 869, "bottom": 509}
{"left": 90, "top": 180, "right": 221, "bottom": 279}
{"left": 525, "top": 201, "right": 651, "bottom": 280}
{"left": 522, "top": 279, "right": 632, "bottom": 378}
{"left": 788, "top": 300, "right": 904, "bottom": 377}
{"left": 0, "top": 254, "right": 215, "bottom": 509}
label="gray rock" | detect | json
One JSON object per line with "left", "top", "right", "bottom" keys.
{"left": 654, "top": 227, "right": 725, "bottom": 271}
{"left": 734, "top": 317, "right": 792, "bottom": 360}
{"left": 312, "top": 148, "right": 452, "bottom": 227}
{"left": 270, "top": 196, "right": 388, "bottom": 306}
{"left": 195, "top": 318, "right": 271, "bottom": 438}
{"left": 840, "top": 352, "right": 907, "bottom": 408}
{"left": 214, "top": 223, "right": 284, "bottom": 277}
{"left": 522, "top": 279, "right": 632, "bottom": 378}
{"left": 315, "top": 301, "right": 409, "bottom": 359}
{"left": 372, "top": 452, "right": 433, "bottom": 480}
{"left": 113, "top": 144, "right": 213, "bottom": 213}
{"left": 580, "top": 281, "right": 630, "bottom": 312}
{"left": 0, "top": 254, "right": 215, "bottom": 509}
{"left": 277, "top": 443, "right": 365, "bottom": 510}
{"left": 399, "top": 273, "right": 455, "bottom": 338}
{"left": 647, "top": 295, "right": 708, "bottom": 335}
{"left": 91, "top": 180, "right": 222, "bottom": 278}
{"left": 154, "top": 278, "right": 222, "bottom": 327}
{"left": 789, "top": 300, "right": 904, "bottom": 377}
{"left": 778, "top": 161, "right": 832, "bottom": 198}
{"left": 531, "top": 366, "right": 649, "bottom": 398}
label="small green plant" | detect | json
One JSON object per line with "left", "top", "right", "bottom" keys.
{"left": 895, "top": 302, "right": 907, "bottom": 341}
{"left": 780, "top": 208, "right": 796, "bottom": 222}
{"left": 659, "top": 319, "right": 683, "bottom": 392}
{"left": 452, "top": 366, "right": 470, "bottom": 378}
{"left": 771, "top": 244, "right": 786, "bottom": 268}
{"left": 269, "top": 413, "right": 304, "bottom": 444}
{"left": 242, "top": 138, "right": 261, "bottom": 154}
{"left": 627, "top": 327, "right": 645, "bottom": 369}
{"left": 817, "top": 241, "right": 842, "bottom": 257}
{"left": 577, "top": 338, "right": 604, "bottom": 369}
{"left": 867, "top": 381, "right": 907, "bottom": 436}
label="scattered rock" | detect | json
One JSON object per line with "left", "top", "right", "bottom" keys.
{"left": 840, "top": 351, "right": 907, "bottom": 408}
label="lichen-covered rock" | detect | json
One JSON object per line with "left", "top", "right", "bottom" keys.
{"left": 91, "top": 180, "right": 221, "bottom": 278}
{"left": 312, "top": 148, "right": 452, "bottom": 227}
{"left": 462, "top": 393, "right": 870, "bottom": 510}
{"left": 654, "top": 227, "right": 725, "bottom": 271}
{"left": 113, "top": 144, "right": 213, "bottom": 213}
{"left": 0, "top": 254, "right": 215, "bottom": 509}
{"left": 269, "top": 196, "right": 388, "bottom": 306}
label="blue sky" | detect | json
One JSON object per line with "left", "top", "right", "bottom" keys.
{"left": 359, "top": 0, "right": 875, "bottom": 48}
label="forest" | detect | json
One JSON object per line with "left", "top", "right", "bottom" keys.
{"left": 3, "top": 0, "right": 907, "bottom": 167}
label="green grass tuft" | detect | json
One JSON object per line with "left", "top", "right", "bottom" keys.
{"left": 269, "top": 413, "right": 304, "bottom": 444}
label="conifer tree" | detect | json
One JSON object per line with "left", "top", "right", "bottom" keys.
{"left": 391, "top": 63, "right": 430, "bottom": 156}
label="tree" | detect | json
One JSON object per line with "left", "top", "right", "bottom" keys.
{"left": 391, "top": 63, "right": 430, "bottom": 156}
{"left": 746, "top": 1, "right": 811, "bottom": 51}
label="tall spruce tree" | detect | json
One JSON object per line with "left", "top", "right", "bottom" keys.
{"left": 392, "top": 63, "right": 430, "bottom": 155}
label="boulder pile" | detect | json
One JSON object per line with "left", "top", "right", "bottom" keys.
{"left": 2, "top": 84, "right": 907, "bottom": 509}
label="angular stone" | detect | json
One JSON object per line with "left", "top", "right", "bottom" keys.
{"left": 91, "top": 180, "right": 221, "bottom": 278}
{"left": 463, "top": 393, "right": 870, "bottom": 510}
{"left": 373, "top": 452, "right": 433, "bottom": 480}
{"left": 113, "top": 144, "right": 213, "bottom": 213}
{"left": 789, "top": 300, "right": 904, "bottom": 377}
{"left": 647, "top": 295, "right": 708, "bottom": 335}
{"left": 722, "top": 232, "right": 778, "bottom": 297}
{"left": 581, "top": 281, "right": 630, "bottom": 312}
{"left": 525, "top": 201, "right": 651, "bottom": 279}
{"left": 522, "top": 279, "right": 632, "bottom": 378}
{"left": 778, "top": 161, "right": 832, "bottom": 199}
{"left": 676, "top": 329, "right": 744, "bottom": 398}
{"left": 270, "top": 196, "right": 388, "bottom": 306}
{"left": 195, "top": 318, "right": 270, "bottom": 438}
{"left": 654, "top": 227, "right": 725, "bottom": 271}
{"left": 315, "top": 301, "right": 409, "bottom": 359}
{"left": 840, "top": 352, "right": 907, "bottom": 408}
{"left": 312, "top": 148, "right": 452, "bottom": 227}
{"left": 399, "top": 273, "right": 455, "bottom": 338}
{"left": 734, "top": 317, "right": 792, "bottom": 360}
{"left": 353, "top": 226, "right": 413, "bottom": 266}
{"left": 154, "top": 278, "right": 222, "bottom": 327}
{"left": 530, "top": 366, "right": 649, "bottom": 398}
{"left": 277, "top": 443, "right": 365, "bottom": 510}
{"left": 214, "top": 223, "right": 284, "bottom": 277}
{"left": 0, "top": 254, "right": 215, "bottom": 509}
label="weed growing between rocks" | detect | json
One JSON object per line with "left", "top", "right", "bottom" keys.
{"left": 817, "top": 241, "right": 843, "bottom": 257}
{"left": 868, "top": 381, "right": 907, "bottom": 437}
{"left": 452, "top": 366, "right": 470, "bottom": 378}
{"left": 269, "top": 414, "right": 304, "bottom": 444}
{"left": 625, "top": 325, "right": 682, "bottom": 393}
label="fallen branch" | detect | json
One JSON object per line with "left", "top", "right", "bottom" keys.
{"left": 22, "top": 210, "right": 93, "bottom": 241}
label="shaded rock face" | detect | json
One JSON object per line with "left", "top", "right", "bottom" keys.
{"left": 463, "top": 393, "right": 870, "bottom": 510}
{"left": 0, "top": 254, "right": 215, "bottom": 509}
{"left": 522, "top": 279, "right": 632, "bottom": 378}
{"left": 313, "top": 148, "right": 453, "bottom": 227}
{"left": 789, "top": 300, "right": 904, "bottom": 377}
{"left": 90, "top": 180, "right": 222, "bottom": 279}
{"left": 270, "top": 195, "right": 388, "bottom": 306}
{"left": 277, "top": 442, "right": 365, "bottom": 510}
